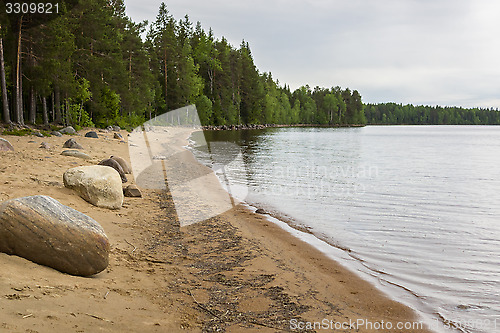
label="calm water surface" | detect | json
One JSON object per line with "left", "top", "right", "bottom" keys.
{"left": 190, "top": 126, "right": 500, "bottom": 333}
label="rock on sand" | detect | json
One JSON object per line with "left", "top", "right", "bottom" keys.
{"left": 110, "top": 155, "right": 132, "bottom": 174}
{"left": 60, "top": 126, "right": 77, "bottom": 134}
{"left": 0, "top": 195, "right": 109, "bottom": 276}
{"left": 123, "top": 184, "right": 142, "bottom": 197}
{"left": 98, "top": 158, "right": 127, "bottom": 183}
{"left": 85, "top": 131, "right": 99, "bottom": 138}
{"left": 63, "top": 138, "right": 83, "bottom": 149}
{"left": 61, "top": 150, "right": 91, "bottom": 160}
{"left": 63, "top": 166, "right": 124, "bottom": 209}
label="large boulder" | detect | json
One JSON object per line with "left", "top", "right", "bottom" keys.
{"left": 98, "top": 158, "right": 127, "bottom": 183}
{"left": 0, "top": 195, "right": 109, "bottom": 276}
{"left": 0, "top": 138, "right": 14, "bottom": 151}
{"left": 63, "top": 138, "right": 83, "bottom": 149}
{"left": 110, "top": 155, "right": 132, "bottom": 174}
{"left": 63, "top": 166, "right": 123, "bottom": 209}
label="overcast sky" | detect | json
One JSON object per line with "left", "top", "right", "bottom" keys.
{"left": 125, "top": 0, "right": 500, "bottom": 108}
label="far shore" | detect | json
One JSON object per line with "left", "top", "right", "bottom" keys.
{"left": 202, "top": 123, "right": 366, "bottom": 131}
{"left": 0, "top": 126, "right": 432, "bottom": 332}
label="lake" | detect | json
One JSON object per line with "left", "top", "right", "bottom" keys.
{"left": 190, "top": 125, "right": 500, "bottom": 333}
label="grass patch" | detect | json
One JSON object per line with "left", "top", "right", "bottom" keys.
{"left": 40, "top": 130, "right": 52, "bottom": 137}
{"left": 2, "top": 128, "right": 33, "bottom": 136}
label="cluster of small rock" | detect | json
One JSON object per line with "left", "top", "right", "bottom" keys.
{"left": 202, "top": 124, "right": 276, "bottom": 131}
{"left": 0, "top": 128, "right": 140, "bottom": 277}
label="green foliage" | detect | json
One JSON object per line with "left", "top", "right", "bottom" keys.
{"left": 365, "top": 103, "right": 500, "bottom": 125}
{"left": 40, "top": 130, "right": 52, "bottom": 137}
{"left": 195, "top": 94, "right": 213, "bottom": 126}
{"left": 5, "top": 1, "right": 500, "bottom": 129}
{"left": 0, "top": 0, "right": 370, "bottom": 128}
{"left": 93, "top": 86, "right": 121, "bottom": 127}
{"left": 66, "top": 103, "right": 95, "bottom": 128}
{"left": 116, "top": 113, "right": 145, "bottom": 131}
{"left": 2, "top": 128, "right": 33, "bottom": 136}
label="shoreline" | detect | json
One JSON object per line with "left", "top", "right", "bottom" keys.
{"left": 186, "top": 129, "right": 445, "bottom": 332}
{"left": 202, "top": 123, "right": 366, "bottom": 131}
{"left": 0, "top": 127, "right": 433, "bottom": 332}
{"left": 181, "top": 126, "right": 435, "bottom": 332}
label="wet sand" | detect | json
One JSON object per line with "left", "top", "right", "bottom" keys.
{"left": 0, "top": 127, "right": 432, "bottom": 332}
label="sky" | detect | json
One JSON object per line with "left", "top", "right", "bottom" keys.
{"left": 125, "top": 0, "right": 500, "bottom": 108}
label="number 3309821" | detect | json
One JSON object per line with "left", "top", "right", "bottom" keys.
{"left": 5, "top": 2, "right": 59, "bottom": 14}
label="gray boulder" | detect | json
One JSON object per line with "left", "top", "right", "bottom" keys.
{"left": 123, "top": 184, "right": 142, "bottom": 198}
{"left": 61, "top": 150, "right": 91, "bottom": 160}
{"left": 0, "top": 195, "right": 109, "bottom": 276}
{"left": 85, "top": 131, "right": 99, "bottom": 138}
{"left": 0, "top": 138, "right": 14, "bottom": 151}
{"left": 51, "top": 131, "right": 63, "bottom": 137}
{"left": 110, "top": 155, "right": 132, "bottom": 174}
{"left": 113, "top": 132, "right": 123, "bottom": 140}
{"left": 98, "top": 158, "right": 127, "bottom": 183}
{"left": 60, "top": 126, "right": 76, "bottom": 135}
{"left": 63, "top": 166, "right": 124, "bottom": 209}
{"left": 63, "top": 138, "right": 83, "bottom": 149}
{"left": 40, "top": 142, "right": 50, "bottom": 149}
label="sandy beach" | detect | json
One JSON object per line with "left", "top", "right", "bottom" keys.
{"left": 0, "top": 127, "right": 432, "bottom": 332}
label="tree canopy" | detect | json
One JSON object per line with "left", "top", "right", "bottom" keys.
{"left": 0, "top": 1, "right": 368, "bottom": 128}
{"left": 1, "top": 1, "right": 497, "bottom": 129}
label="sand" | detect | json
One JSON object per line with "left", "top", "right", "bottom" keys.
{"left": 0, "top": 127, "right": 432, "bottom": 332}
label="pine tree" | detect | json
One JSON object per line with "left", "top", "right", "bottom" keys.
{"left": 0, "top": 22, "right": 10, "bottom": 124}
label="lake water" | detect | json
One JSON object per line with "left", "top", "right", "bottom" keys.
{"left": 189, "top": 125, "right": 500, "bottom": 333}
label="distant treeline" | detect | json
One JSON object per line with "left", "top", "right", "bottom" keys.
{"left": 365, "top": 103, "right": 500, "bottom": 125}
{"left": 0, "top": 0, "right": 365, "bottom": 129}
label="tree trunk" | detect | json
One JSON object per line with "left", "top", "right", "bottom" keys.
{"left": 54, "top": 86, "right": 62, "bottom": 123}
{"left": 18, "top": 56, "right": 24, "bottom": 125}
{"left": 51, "top": 91, "right": 55, "bottom": 120}
{"left": 15, "top": 17, "right": 24, "bottom": 125}
{"left": 29, "top": 86, "right": 36, "bottom": 124}
{"left": 28, "top": 38, "right": 36, "bottom": 124}
{"left": 129, "top": 52, "right": 132, "bottom": 91}
{"left": 0, "top": 30, "right": 10, "bottom": 124}
{"left": 163, "top": 48, "right": 167, "bottom": 110}
{"left": 42, "top": 96, "right": 48, "bottom": 125}
{"left": 64, "top": 94, "right": 69, "bottom": 125}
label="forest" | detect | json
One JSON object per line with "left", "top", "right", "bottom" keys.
{"left": 1, "top": 0, "right": 499, "bottom": 130}
{"left": 365, "top": 103, "right": 500, "bottom": 125}
{"left": 0, "top": 0, "right": 365, "bottom": 129}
